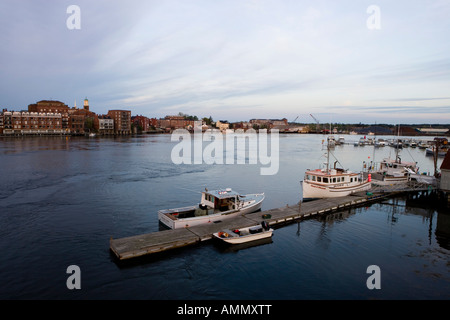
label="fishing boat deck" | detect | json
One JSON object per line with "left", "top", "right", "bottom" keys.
{"left": 110, "top": 191, "right": 405, "bottom": 261}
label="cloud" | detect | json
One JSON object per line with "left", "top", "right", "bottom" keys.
{"left": 1, "top": 0, "right": 450, "bottom": 124}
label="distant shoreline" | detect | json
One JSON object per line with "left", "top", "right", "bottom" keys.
{"left": 1, "top": 131, "right": 449, "bottom": 138}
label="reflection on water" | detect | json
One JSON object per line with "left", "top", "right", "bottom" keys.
{"left": 213, "top": 237, "right": 274, "bottom": 253}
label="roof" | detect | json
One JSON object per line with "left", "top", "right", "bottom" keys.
{"left": 206, "top": 189, "right": 239, "bottom": 199}
{"left": 440, "top": 151, "right": 450, "bottom": 170}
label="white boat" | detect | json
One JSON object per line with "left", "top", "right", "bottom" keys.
{"left": 374, "top": 139, "right": 387, "bottom": 147}
{"left": 370, "top": 157, "right": 419, "bottom": 185}
{"left": 418, "top": 141, "right": 429, "bottom": 149}
{"left": 158, "top": 188, "right": 265, "bottom": 229}
{"left": 302, "top": 138, "right": 371, "bottom": 200}
{"left": 213, "top": 221, "right": 273, "bottom": 244}
{"left": 302, "top": 167, "right": 371, "bottom": 200}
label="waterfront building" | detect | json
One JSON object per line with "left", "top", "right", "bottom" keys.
{"left": 69, "top": 108, "right": 98, "bottom": 135}
{"left": 1, "top": 111, "right": 64, "bottom": 135}
{"left": 159, "top": 115, "right": 195, "bottom": 131}
{"left": 417, "top": 128, "right": 449, "bottom": 135}
{"left": 108, "top": 110, "right": 131, "bottom": 134}
{"left": 232, "top": 121, "right": 252, "bottom": 130}
{"left": 98, "top": 115, "right": 114, "bottom": 135}
{"left": 215, "top": 120, "right": 230, "bottom": 131}
{"left": 250, "top": 118, "right": 288, "bottom": 129}
{"left": 28, "top": 100, "right": 70, "bottom": 114}
{"left": 132, "top": 115, "right": 152, "bottom": 133}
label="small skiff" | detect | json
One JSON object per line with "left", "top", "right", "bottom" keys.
{"left": 213, "top": 221, "right": 273, "bottom": 244}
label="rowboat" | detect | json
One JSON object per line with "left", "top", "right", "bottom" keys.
{"left": 213, "top": 221, "right": 273, "bottom": 244}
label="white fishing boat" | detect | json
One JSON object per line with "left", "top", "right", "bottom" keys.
{"left": 302, "top": 167, "right": 371, "bottom": 200}
{"left": 370, "top": 157, "right": 419, "bottom": 185}
{"left": 213, "top": 221, "right": 273, "bottom": 244}
{"left": 158, "top": 188, "right": 265, "bottom": 229}
{"left": 302, "top": 138, "right": 371, "bottom": 200}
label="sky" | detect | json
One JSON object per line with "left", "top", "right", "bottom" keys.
{"left": 1, "top": 0, "right": 450, "bottom": 124}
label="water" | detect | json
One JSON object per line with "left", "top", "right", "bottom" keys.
{"left": 0, "top": 134, "right": 449, "bottom": 300}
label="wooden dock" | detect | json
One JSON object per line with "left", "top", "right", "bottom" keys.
{"left": 110, "top": 191, "right": 398, "bottom": 261}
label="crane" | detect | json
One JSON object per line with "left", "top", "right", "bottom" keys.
{"left": 292, "top": 116, "right": 299, "bottom": 123}
{"left": 310, "top": 114, "right": 320, "bottom": 133}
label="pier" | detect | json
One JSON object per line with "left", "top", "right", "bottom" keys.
{"left": 110, "top": 187, "right": 430, "bottom": 261}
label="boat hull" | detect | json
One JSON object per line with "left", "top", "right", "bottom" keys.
{"left": 302, "top": 180, "right": 371, "bottom": 199}
{"left": 213, "top": 227, "right": 273, "bottom": 244}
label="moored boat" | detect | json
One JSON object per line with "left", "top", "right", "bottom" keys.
{"left": 370, "top": 157, "right": 419, "bottom": 185}
{"left": 301, "top": 137, "right": 371, "bottom": 200}
{"left": 213, "top": 221, "right": 273, "bottom": 244}
{"left": 302, "top": 167, "right": 371, "bottom": 200}
{"left": 158, "top": 188, "right": 265, "bottom": 229}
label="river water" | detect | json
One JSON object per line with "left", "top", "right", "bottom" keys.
{"left": 0, "top": 134, "right": 449, "bottom": 300}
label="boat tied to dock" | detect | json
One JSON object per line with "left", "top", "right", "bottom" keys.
{"left": 213, "top": 221, "right": 273, "bottom": 244}
{"left": 301, "top": 136, "right": 371, "bottom": 200}
{"left": 158, "top": 188, "right": 265, "bottom": 229}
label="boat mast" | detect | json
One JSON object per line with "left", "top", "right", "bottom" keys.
{"left": 396, "top": 124, "right": 400, "bottom": 163}
{"left": 326, "top": 131, "right": 330, "bottom": 173}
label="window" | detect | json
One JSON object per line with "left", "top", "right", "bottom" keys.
{"left": 317, "top": 177, "right": 322, "bottom": 182}
{"left": 312, "top": 176, "right": 316, "bottom": 181}
{"left": 333, "top": 178, "right": 336, "bottom": 183}
{"left": 350, "top": 178, "right": 353, "bottom": 182}
{"left": 323, "top": 177, "right": 328, "bottom": 183}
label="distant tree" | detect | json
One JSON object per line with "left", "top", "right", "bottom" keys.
{"left": 203, "top": 116, "right": 214, "bottom": 125}
{"left": 84, "top": 117, "right": 95, "bottom": 132}
{"left": 179, "top": 112, "right": 198, "bottom": 121}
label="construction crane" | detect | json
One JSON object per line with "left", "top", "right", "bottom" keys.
{"left": 292, "top": 116, "right": 299, "bottom": 123}
{"left": 310, "top": 114, "right": 320, "bottom": 133}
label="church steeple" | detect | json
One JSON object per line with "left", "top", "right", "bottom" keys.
{"left": 84, "top": 98, "right": 89, "bottom": 111}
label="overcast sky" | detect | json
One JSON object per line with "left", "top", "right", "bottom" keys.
{"left": 1, "top": 0, "right": 449, "bottom": 124}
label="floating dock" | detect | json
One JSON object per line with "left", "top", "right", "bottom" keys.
{"left": 110, "top": 191, "right": 401, "bottom": 261}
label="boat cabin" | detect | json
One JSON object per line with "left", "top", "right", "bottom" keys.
{"left": 304, "top": 169, "right": 362, "bottom": 185}
{"left": 201, "top": 188, "right": 240, "bottom": 212}
{"left": 378, "top": 158, "right": 418, "bottom": 174}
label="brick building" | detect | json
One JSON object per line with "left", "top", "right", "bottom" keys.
{"left": 159, "top": 115, "right": 195, "bottom": 130}
{"left": 108, "top": 110, "right": 131, "bottom": 134}
{"left": 132, "top": 115, "right": 151, "bottom": 132}
{"left": 249, "top": 118, "right": 288, "bottom": 129}
{"left": 69, "top": 108, "right": 98, "bottom": 135}
{"left": 28, "top": 100, "right": 69, "bottom": 113}
{"left": 1, "top": 111, "right": 64, "bottom": 135}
